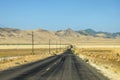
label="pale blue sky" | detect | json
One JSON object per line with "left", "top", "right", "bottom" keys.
{"left": 0, "top": 0, "right": 120, "bottom": 32}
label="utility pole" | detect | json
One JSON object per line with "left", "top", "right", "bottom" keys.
{"left": 49, "top": 39, "right": 51, "bottom": 54}
{"left": 56, "top": 41, "right": 57, "bottom": 53}
{"left": 32, "top": 31, "right": 34, "bottom": 55}
{"left": 60, "top": 39, "right": 61, "bottom": 52}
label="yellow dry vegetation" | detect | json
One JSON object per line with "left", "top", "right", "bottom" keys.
{"left": 0, "top": 48, "right": 57, "bottom": 57}
{"left": 74, "top": 47, "right": 120, "bottom": 80}
{"left": 0, "top": 48, "right": 65, "bottom": 71}
{"left": 0, "top": 54, "right": 51, "bottom": 71}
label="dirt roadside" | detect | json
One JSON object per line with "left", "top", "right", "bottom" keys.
{"left": 0, "top": 54, "right": 52, "bottom": 71}
{"left": 74, "top": 48, "right": 120, "bottom": 80}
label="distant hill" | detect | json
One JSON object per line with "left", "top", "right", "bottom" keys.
{"left": 0, "top": 27, "right": 120, "bottom": 44}
{"left": 77, "top": 29, "right": 120, "bottom": 38}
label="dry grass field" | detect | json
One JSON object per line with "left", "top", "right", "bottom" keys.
{"left": 74, "top": 47, "right": 120, "bottom": 80}
{"left": 0, "top": 44, "right": 68, "bottom": 57}
{"left": 0, "top": 45, "right": 67, "bottom": 71}
{"left": 0, "top": 53, "right": 52, "bottom": 71}
{"left": 0, "top": 49, "right": 65, "bottom": 71}
{"left": 0, "top": 48, "right": 59, "bottom": 57}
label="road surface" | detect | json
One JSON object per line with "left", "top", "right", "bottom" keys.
{"left": 0, "top": 49, "right": 109, "bottom": 80}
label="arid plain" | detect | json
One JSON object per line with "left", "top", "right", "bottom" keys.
{"left": 0, "top": 28, "right": 120, "bottom": 80}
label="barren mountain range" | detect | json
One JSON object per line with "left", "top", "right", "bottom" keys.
{"left": 0, "top": 27, "right": 120, "bottom": 44}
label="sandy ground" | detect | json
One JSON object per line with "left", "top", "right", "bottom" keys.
{"left": 90, "top": 61, "right": 120, "bottom": 80}
{"left": 0, "top": 54, "right": 52, "bottom": 71}
{"left": 0, "top": 44, "right": 67, "bottom": 71}
{"left": 74, "top": 48, "right": 120, "bottom": 80}
{"left": 75, "top": 45, "right": 120, "bottom": 48}
{"left": 78, "top": 54, "right": 120, "bottom": 80}
{"left": 0, "top": 45, "right": 68, "bottom": 49}
{"left": 0, "top": 49, "right": 64, "bottom": 71}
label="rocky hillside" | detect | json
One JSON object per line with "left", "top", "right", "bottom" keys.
{"left": 0, "top": 27, "right": 120, "bottom": 44}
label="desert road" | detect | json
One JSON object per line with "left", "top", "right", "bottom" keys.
{"left": 0, "top": 49, "right": 109, "bottom": 80}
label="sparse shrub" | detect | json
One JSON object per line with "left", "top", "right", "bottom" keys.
{"left": 84, "top": 58, "right": 89, "bottom": 62}
{"left": 116, "top": 53, "right": 120, "bottom": 56}
{"left": 24, "top": 60, "right": 27, "bottom": 62}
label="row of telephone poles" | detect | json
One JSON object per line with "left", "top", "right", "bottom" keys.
{"left": 31, "top": 31, "right": 62, "bottom": 55}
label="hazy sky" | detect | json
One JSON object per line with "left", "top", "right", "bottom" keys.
{"left": 0, "top": 0, "right": 120, "bottom": 32}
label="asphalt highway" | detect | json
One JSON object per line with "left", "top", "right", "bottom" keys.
{"left": 0, "top": 49, "right": 109, "bottom": 80}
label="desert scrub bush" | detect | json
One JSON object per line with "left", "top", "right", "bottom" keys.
{"left": 83, "top": 58, "right": 89, "bottom": 63}
{"left": 116, "top": 53, "right": 120, "bottom": 56}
